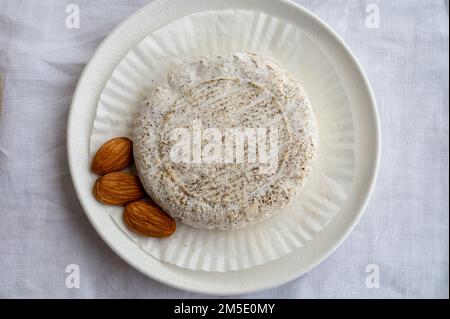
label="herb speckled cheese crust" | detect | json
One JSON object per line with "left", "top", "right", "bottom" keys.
{"left": 134, "top": 53, "right": 318, "bottom": 230}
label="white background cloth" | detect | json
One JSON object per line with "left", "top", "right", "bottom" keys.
{"left": 0, "top": 0, "right": 448, "bottom": 298}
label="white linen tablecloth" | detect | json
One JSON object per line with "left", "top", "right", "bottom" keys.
{"left": 0, "top": 0, "right": 448, "bottom": 298}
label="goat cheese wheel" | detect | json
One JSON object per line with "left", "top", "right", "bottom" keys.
{"left": 134, "top": 52, "right": 318, "bottom": 230}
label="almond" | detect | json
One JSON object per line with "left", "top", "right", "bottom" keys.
{"left": 92, "top": 137, "right": 133, "bottom": 175}
{"left": 124, "top": 200, "right": 176, "bottom": 237}
{"left": 93, "top": 172, "right": 145, "bottom": 205}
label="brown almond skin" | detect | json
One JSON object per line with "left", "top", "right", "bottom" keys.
{"left": 92, "top": 137, "right": 133, "bottom": 175}
{"left": 124, "top": 200, "right": 176, "bottom": 238}
{"left": 93, "top": 172, "right": 145, "bottom": 205}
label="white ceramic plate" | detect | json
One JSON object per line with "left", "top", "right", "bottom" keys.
{"left": 67, "top": 0, "right": 380, "bottom": 295}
